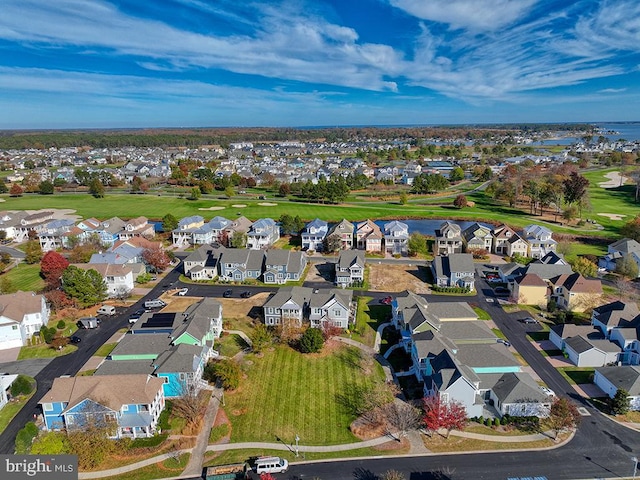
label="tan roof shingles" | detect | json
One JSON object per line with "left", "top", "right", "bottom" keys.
{"left": 0, "top": 291, "right": 43, "bottom": 323}
{"left": 40, "top": 374, "right": 164, "bottom": 412}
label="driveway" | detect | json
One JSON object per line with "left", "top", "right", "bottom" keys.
{"left": 0, "top": 347, "right": 20, "bottom": 363}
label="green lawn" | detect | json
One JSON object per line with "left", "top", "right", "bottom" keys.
{"left": 349, "top": 296, "right": 390, "bottom": 347}
{"left": 224, "top": 344, "right": 385, "bottom": 445}
{"left": 3, "top": 263, "right": 45, "bottom": 292}
{"left": 558, "top": 367, "right": 595, "bottom": 385}
{"left": 94, "top": 342, "right": 118, "bottom": 357}
{"left": 0, "top": 377, "right": 36, "bottom": 433}
{"left": 215, "top": 334, "right": 248, "bottom": 357}
{"left": 472, "top": 306, "right": 491, "bottom": 320}
{"left": 17, "top": 343, "right": 77, "bottom": 360}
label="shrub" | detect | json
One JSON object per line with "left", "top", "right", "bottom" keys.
{"left": 206, "top": 359, "right": 241, "bottom": 390}
{"left": 484, "top": 418, "right": 492, "bottom": 427}
{"left": 41, "top": 326, "right": 57, "bottom": 344}
{"left": 15, "top": 422, "right": 38, "bottom": 454}
{"left": 56, "top": 320, "right": 66, "bottom": 329}
{"left": 500, "top": 416, "right": 508, "bottom": 425}
{"left": 478, "top": 416, "right": 484, "bottom": 424}
{"left": 493, "top": 418, "right": 500, "bottom": 427}
{"left": 299, "top": 327, "right": 324, "bottom": 353}
{"left": 10, "top": 375, "right": 33, "bottom": 396}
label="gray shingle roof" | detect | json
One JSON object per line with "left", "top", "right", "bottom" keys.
{"left": 595, "top": 366, "right": 640, "bottom": 395}
{"left": 490, "top": 372, "right": 550, "bottom": 403}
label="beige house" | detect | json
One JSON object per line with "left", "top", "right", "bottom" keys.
{"left": 552, "top": 273, "right": 603, "bottom": 312}
{"left": 355, "top": 220, "right": 383, "bottom": 252}
{"left": 512, "top": 273, "right": 548, "bottom": 306}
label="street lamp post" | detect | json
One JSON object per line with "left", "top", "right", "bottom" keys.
{"left": 294, "top": 434, "right": 300, "bottom": 458}
{"left": 632, "top": 456, "right": 638, "bottom": 480}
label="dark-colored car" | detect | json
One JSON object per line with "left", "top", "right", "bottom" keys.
{"left": 223, "top": 289, "right": 233, "bottom": 298}
{"left": 240, "top": 291, "right": 252, "bottom": 298}
{"left": 70, "top": 335, "right": 81, "bottom": 344}
{"left": 520, "top": 317, "right": 539, "bottom": 324}
{"left": 494, "top": 287, "right": 510, "bottom": 296}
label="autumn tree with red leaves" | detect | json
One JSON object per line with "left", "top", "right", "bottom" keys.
{"left": 9, "top": 183, "right": 23, "bottom": 197}
{"left": 422, "top": 395, "right": 467, "bottom": 438}
{"left": 40, "top": 251, "right": 70, "bottom": 289}
{"left": 142, "top": 245, "right": 170, "bottom": 273}
{"left": 44, "top": 290, "right": 75, "bottom": 311}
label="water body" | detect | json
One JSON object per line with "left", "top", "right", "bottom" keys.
{"left": 530, "top": 122, "right": 640, "bottom": 146}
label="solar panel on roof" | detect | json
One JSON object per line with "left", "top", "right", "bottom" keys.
{"left": 141, "top": 313, "right": 178, "bottom": 328}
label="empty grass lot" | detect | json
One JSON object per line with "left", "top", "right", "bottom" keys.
{"left": 558, "top": 367, "right": 595, "bottom": 385}
{"left": 350, "top": 296, "right": 390, "bottom": 347}
{"left": 224, "top": 344, "right": 385, "bottom": 445}
{"left": 3, "top": 263, "right": 45, "bottom": 292}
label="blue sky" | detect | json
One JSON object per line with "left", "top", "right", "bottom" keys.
{"left": 1, "top": 0, "right": 639, "bottom": 129}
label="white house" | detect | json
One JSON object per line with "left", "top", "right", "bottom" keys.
{"left": 594, "top": 366, "right": 640, "bottom": 411}
{"left": 0, "top": 291, "right": 49, "bottom": 351}
{"left": 73, "top": 263, "right": 134, "bottom": 298}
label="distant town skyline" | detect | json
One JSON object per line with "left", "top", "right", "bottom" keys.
{"left": 1, "top": 0, "right": 639, "bottom": 129}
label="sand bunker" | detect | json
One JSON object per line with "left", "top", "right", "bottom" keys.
{"left": 0, "top": 198, "right": 4, "bottom": 202}
{"left": 198, "top": 206, "right": 226, "bottom": 211}
{"left": 258, "top": 202, "right": 277, "bottom": 206}
{"left": 598, "top": 213, "right": 627, "bottom": 221}
{"left": 9, "top": 208, "right": 81, "bottom": 221}
{"left": 598, "top": 171, "right": 630, "bottom": 188}
{"left": 231, "top": 204, "right": 247, "bottom": 208}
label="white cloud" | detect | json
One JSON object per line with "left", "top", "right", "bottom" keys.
{"left": 598, "top": 88, "right": 627, "bottom": 93}
{"left": 0, "top": 0, "right": 402, "bottom": 92}
{"left": 390, "top": 0, "right": 537, "bottom": 31}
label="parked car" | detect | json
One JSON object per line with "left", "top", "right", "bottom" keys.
{"left": 497, "top": 338, "right": 511, "bottom": 347}
{"left": 240, "top": 291, "right": 252, "bottom": 298}
{"left": 177, "top": 288, "right": 189, "bottom": 296}
{"left": 144, "top": 299, "right": 166, "bottom": 309}
{"left": 379, "top": 295, "right": 392, "bottom": 305}
{"left": 223, "top": 289, "right": 233, "bottom": 298}
{"left": 69, "top": 335, "right": 81, "bottom": 344}
{"left": 494, "top": 287, "right": 510, "bottom": 296}
{"left": 520, "top": 317, "right": 539, "bottom": 324}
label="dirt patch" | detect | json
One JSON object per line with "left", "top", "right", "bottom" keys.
{"left": 218, "top": 292, "right": 270, "bottom": 318}
{"left": 231, "top": 204, "right": 247, "bottom": 208}
{"left": 158, "top": 295, "right": 202, "bottom": 312}
{"left": 257, "top": 202, "right": 277, "bottom": 206}
{"left": 368, "top": 264, "right": 431, "bottom": 293}
{"left": 198, "top": 206, "right": 226, "bottom": 211}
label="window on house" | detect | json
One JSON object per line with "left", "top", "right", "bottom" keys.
{"left": 43, "top": 403, "right": 53, "bottom": 411}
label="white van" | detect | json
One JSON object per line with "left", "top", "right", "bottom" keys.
{"left": 144, "top": 299, "right": 166, "bottom": 309}
{"left": 96, "top": 305, "right": 116, "bottom": 316}
{"left": 254, "top": 457, "right": 288, "bottom": 475}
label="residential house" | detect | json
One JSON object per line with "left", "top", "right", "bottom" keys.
{"left": 434, "top": 221, "right": 463, "bottom": 255}
{"left": 301, "top": 218, "right": 328, "bottom": 251}
{"left": 38, "top": 219, "right": 76, "bottom": 252}
{"left": 563, "top": 335, "right": 620, "bottom": 367}
{"left": 384, "top": 220, "right": 409, "bottom": 255}
{"left": 594, "top": 366, "right": 640, "bottom": 411}
{"left": 0, "top": 291, "right": 49, "bottom": 351}
{"left": 183, "top": 245, "right": 218, "bottom": 280}
{"left": 69, "top": 217, "right": 126, "bottom": 248}
{"left": 592, "top": 301, "right": 640, "bottom": 339}
{"left": 118, "top": 217, "right": 155, "bottom": 241}
{"left": 355, "top": 220, "right": 383, "bottom": 253}
{"left": 512, "top": 274, "right": 548, "bottom": 306}
{"left": 462, "top": 223, "right": 493, "bottom": 253}
{"left": 263, "top": 286, "right": 355, "bottom": 329}
{"left": 192, "top": 216, "right": 231, "bottom": 245}
{"left": 173, "top": 297, "right": 223, "bottom": 343}
{"left": 151, "top": 343, "right": 211, "bottom": 397}
{"left": 489, "top": 372, "right": 552, "bottom": 417}
{"left": 246, "top": 218, "right": 279, "bottom": 250}
{"left": 522, "top": 224, "right": 557, "bottom": 259}
{"left": 549, "top": 324, "right": 599, "bottom": 350}
{"left": 506, "top": 234, "right": 529, "bottom": 258}
{"left": 335, "top": 250, "right": 365, "bottom": 287}
{"left": 599, "top": 238, "right": 640, "bottom": 276}
{"left": 221, "top": 216, "right": 253, "bottom": 247}
{"left": 13, "top": 211, "right": 55, "bottom": 243}
{"left": 551, "top": 273, "right": 603, "bottom": 312}
{"left": 73, "top": 263, "right": 134, "bottom": 298}
{"left": 431, "top": 253, "right": 475, "bottom": 291}
{"left": 263, "top": 250, "right": 307, "bottom": 284}
{"left": 0, "top": 211, "right": 27, "bottom": 241}
{"left": 218, "top": 248, "right": 265, "bottom": 282}
{"left": 172, "top": 215, "right": 205, "bottom": 247}
{"left": 326, "top": 219, "right": 355, "bottom": 250}
{"left": 39, "top": 375, "right": 165, "bottom": 439}
{"left": 0, "top": 374, "right": 18, "bottom": 410}
{"left": 492, "top": 224, "right": 518, "bottom": 255}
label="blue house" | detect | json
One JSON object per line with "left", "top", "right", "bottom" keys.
{"left": 301, "top": 218, "right": 328, "bottom": 251}
{"left": 39, "top": 375, "right": 166, "bottom": 439}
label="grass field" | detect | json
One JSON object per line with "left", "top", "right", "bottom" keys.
{"left": 224, "top": 344, "right": 385, "bottom": 445}
{"left": 3, "top": 263, "right": 45, "bottom": 292}
{"left": 350, "top": 296, "right": 390, "bottom": 347}
{"left": 558, "top": 367, "right": 595, "bottom": 385}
